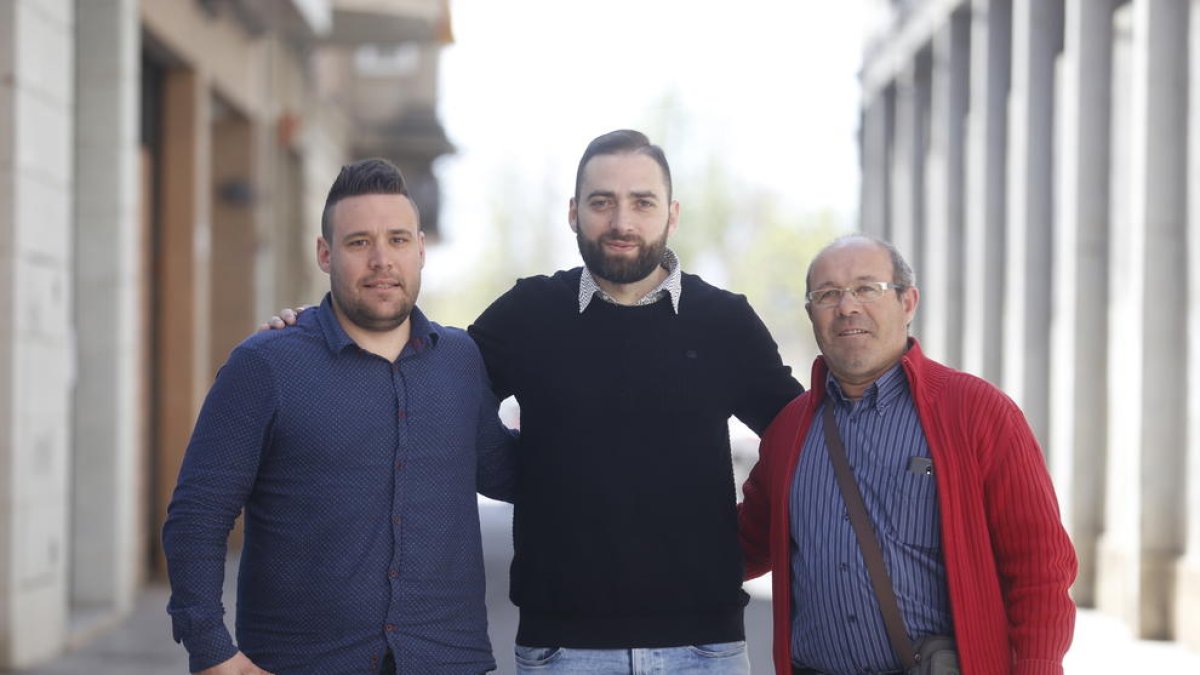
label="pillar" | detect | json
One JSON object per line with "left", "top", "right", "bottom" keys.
{"left": 71, "top": 0, "right": 142, "bottom": 618}
{"left": 1098, "top": 0, "right": 1189, "bottom": 640}
{"left": 860, "top": 88, "right": 894, "bottom": 240}
{"left": 1003, "top": 0, "right": 1063, "bottom": 446}
{"left": 0, "top": 0, "right": 75, "bottom": 667}
{"left": 922, "top": 7, "right": 970, "bottom": 367}
{"left": 962, "top": 0, "right": 1011, "bottom": 383}
{"left": 1174, "top": 0, "right": 1200, "bottom": 651}
{"left": 1049, "top": 0, "right": 1119, "bottom": 608}
{"left": 889, "top": 53, "right": 930, "bottom": 338}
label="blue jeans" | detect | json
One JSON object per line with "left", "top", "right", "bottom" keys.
{"left": 514, "top": 642, "right": 751, "bottom": 674}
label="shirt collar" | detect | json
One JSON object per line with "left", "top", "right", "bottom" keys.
{"left": 315, "top": 292, "right": 438, "bottom": 357}
{"left": 578, "top": 248, "right": 682, "bottom": 314}
{"left": 825, "top": 362, "right": 908, "bottom": 412}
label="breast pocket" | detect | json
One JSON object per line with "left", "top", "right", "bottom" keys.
{"left": 885, "top": 466, "right": 941, "bottom": 550}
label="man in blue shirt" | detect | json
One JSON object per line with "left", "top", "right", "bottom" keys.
{"left": 162, "top": 158, "right": 515, "bottom": 675}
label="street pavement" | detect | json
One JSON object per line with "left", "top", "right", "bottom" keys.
{"left": 13, "top": 498, "right": 1200, "bottom": 673}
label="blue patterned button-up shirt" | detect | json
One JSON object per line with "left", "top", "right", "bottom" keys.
{"left": 163, "top": 295, "right": 515, "bottom": 674}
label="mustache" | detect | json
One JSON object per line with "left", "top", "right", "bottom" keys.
{"left": 601, "top": 233, "right": 644, "bottom": 245}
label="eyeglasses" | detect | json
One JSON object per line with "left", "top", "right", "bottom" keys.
{"left": 806, "top": 281, "right": 905, "bottom": 307}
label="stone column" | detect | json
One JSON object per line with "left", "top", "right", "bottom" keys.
{"left": 889, "top": 54, "right": 930, "bottom": 339}
{"left": 922, "top": 8, "right": 970, "bottom": 366}
{"left": 1175, "top": 0, "right": 1200, "bottom": 652}
{"left": 962, "top": 0, "right": 1011, "bottom": 383}
{"left": 0, "top": 0, "right": 75, "bottom": 667}
{"left": 1049, "top": 0, "right": 1118, "bottom": 608}
{"left": 1098, "top": 0, "right": 1189, "bottom": 640}
{"left": 860, "top": 89, "right": 894, "bottom": 240}
{"left": 1003, "top": 0, "right": 1063, "bottom": 446}
{"left": 71, "top": 0, "right": 141, "bottom": 618}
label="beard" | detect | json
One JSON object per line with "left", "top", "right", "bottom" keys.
{"left": 576, "top": 226, "right": 670, "bottom": 284}
{"left": 330, "top": 273, "right": 418, "bottom": 333}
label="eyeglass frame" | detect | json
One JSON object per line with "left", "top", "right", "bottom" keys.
{"left": 805, "top": 281, "right": 908, "bottom": 308}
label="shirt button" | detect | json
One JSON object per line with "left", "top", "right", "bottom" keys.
{"left": 395, "top": 461, "right": 403, "bottom": 471}
{"left": 848, "top": 614, "right": 858, "bottom": 623}
{"left": 840, "top": 563, "right": 849, "bottom": 572}
{"left": 385, "top": 624, "right": 396, "bottom": 633}
{"left": 392, "top": 515, "right": 402, "bottom": 525}
{"left": 397, "top": 409, "right": 407, "bottom": 418}
{"left": 388, "top": 569, "right": 399, "bottom": 579}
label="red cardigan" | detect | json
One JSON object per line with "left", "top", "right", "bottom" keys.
{"left": 739, "top": 340, "right": 1077, "bottom": 675}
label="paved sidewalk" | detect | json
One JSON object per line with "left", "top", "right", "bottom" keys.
{"left": 16, "top": 588, "right": 1200, "bottom": 674}
{"left": 16, "top": 583, "right": 188, "bottom": 675}
{"left": 13, "top": 501, "right": 1200, "bottom": 674}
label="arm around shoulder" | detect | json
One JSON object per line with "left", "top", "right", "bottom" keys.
{"left": 738, "top": 398, "right": 806, "bottom": 580}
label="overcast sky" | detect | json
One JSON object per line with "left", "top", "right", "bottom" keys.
{"left": 427, "top": 0, "right": 868, "bottom": 288}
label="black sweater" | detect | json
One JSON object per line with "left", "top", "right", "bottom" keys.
{"left": 469, "top": 268, "right": 803, "bottom": 648}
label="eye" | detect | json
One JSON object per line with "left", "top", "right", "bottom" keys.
{"left": 589, "top": 197, "right": 613, "bottom": 209}
{"left": 854, "top": 284, "right": 883, "bottom": 301}
{"left": 636, "top": 198, "right": 656, "bottom": 209}
{"left": 813, "top": 289, "right": 842, "bottom": 305}
{"left": 347, "top": 239, "right": 368, "bottom": 248}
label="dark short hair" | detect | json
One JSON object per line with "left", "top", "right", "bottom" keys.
{"left": 574, "top": 129, "right": 673, "bottom": 202}
{"left": 321, "top": 158, "right": 412, "bottom": 240}
{"left": 805, "top": 234, "right": 917, "bottom": 293}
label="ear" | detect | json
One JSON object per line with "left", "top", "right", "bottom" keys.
{"left": 418, "top": 230, "right": 426, "bottom": 269}
{"left": 568, "top": 198, "right": 579, "bottom": 233}
{"left": 317, "top": 236, "right": 332, "bottom": 274}
{"left": 901, "top": 285, "right": 920, "bottom": 325}
{"left": 666, "top": 199, "right": 680, "bottom": 237}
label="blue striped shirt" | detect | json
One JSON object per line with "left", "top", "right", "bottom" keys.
{"left": 789, "top": 365, "right": 952, "bottom": 674}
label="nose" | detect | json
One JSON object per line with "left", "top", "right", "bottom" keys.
{"left": 834, "top": 291, "right": 865, "bottom": 314}
{"left": 610, "top": 203, "right": 636, "bottom": 234}
{"left": 368, "top": 243, "right": 392, "bottom": 269}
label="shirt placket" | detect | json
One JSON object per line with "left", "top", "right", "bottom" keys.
{"left": 386, "top": 360, "right": 410, "bottom": 650}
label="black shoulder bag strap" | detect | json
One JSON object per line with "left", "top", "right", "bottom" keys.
{"left": 821, "top": 401, "right": 918, "bottom": 670}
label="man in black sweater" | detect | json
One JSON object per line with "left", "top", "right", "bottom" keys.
{"left": 469, "top": 130, "right": 803, "bottom": 674}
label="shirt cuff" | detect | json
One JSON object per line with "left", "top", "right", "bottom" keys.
{"left": 178, "top": 621, "right": 238, "bottom": 673}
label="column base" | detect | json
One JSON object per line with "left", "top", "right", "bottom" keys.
{"left": 1175, "top": 556, "right": 1200, "bottom": 651}
{"left": 1095, "top": 535, "right": 1177, "bottom": 639}
{"left": 1071, "top": 536, "right": 1098, "bottom": 607}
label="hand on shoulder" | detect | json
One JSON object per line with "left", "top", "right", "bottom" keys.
{"left": 256, "top": 305, "right": 312, "bottom": 333}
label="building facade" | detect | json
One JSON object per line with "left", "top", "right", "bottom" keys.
{"left": 0, "top": 0, "right": 454, "bottom": 667}
{"left": 859, "top": 0, "right": 1199, "bottom": 651}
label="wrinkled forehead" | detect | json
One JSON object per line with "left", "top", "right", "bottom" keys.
{"left": 807, "top": 240, "right": 894, "bottom": 288}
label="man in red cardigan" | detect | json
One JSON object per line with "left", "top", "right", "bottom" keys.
{"left": 739, "top": 235, "right": 1077, "bottom": 675}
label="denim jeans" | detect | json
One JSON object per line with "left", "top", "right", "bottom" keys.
{"left": 514, "top": 642, "right": 751, "bottom": 674}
